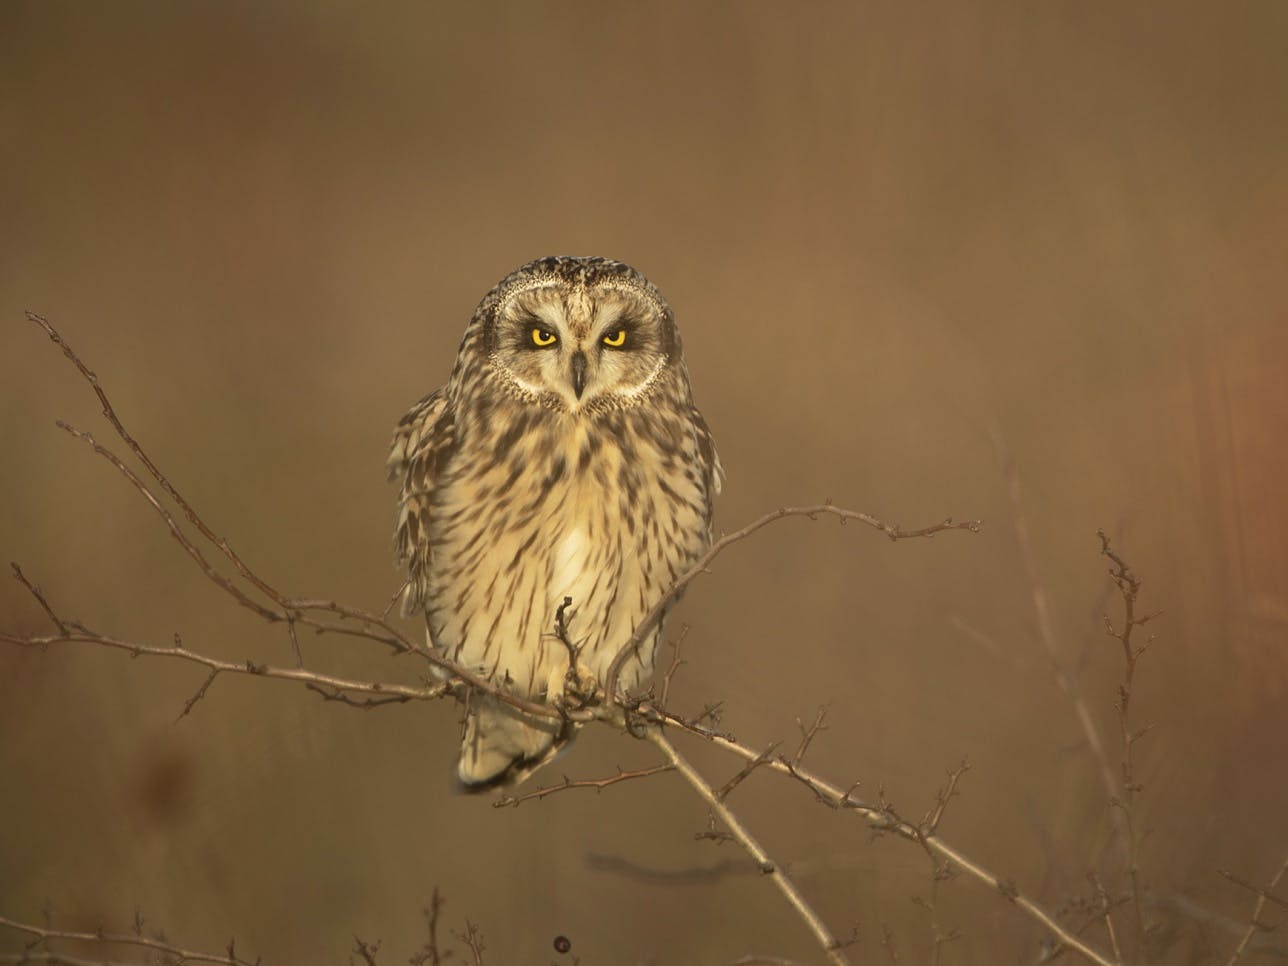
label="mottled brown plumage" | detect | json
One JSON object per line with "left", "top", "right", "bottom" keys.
{"left": 388, "top": 256, "right": 721, "bottom": 790}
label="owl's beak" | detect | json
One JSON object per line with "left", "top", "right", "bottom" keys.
{"left": 570, "top": 350, "right": 588, "bottom": 399}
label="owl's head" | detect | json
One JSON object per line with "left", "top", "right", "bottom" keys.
{"left": 476, "top": 256, "right": 682, "bottom": 413}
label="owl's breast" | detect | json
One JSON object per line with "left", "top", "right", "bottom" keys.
{"left": 425, "top": 409, "right": 709, "bottom": 697}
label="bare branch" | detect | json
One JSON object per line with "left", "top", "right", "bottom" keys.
{"left": 715, "top": 741, "right": 780, "bottom": 802}
{"left": 920, "top": 760, "right": 970, "bottom": 835}
{"left": 408, "top": 888, "right": 447, "bottom": 966}
{"left": 605, "top": 504, "right": 981, "bottom": 697}
{"left": 177, "top": 667, "right": 221, "bottom": 720}
{"left": 3, "top": 571, "right": 585, "bottom": 726}
{"left": 645, "top": 707, "right": 1118, "bottom": 966}
{"left": 1098, "top": 529, "right": 1157, "bottom": 955}
{"left": 1224, "top": 855, "right": 1288, "bottom": 966}
{"left": 646, "top": 728, "right": 852, "bottom": 966}
{"left": 791, "top": 706, "right": 828, "bottom": 767}
{"left": 0, "top": 914, "right": 257, "bottom": 966}
{"left": 56, "top": 419, "right": 284, "bottom": 622}
{"left": 10, "top": 563, "right": 69, "bottom": 634}
{"left": 1090, "top": 873, "right": 1125, "bottom": 964}
{"left": 1221, "top": 865, "right": 1288, "bottom": 911}
{"left": 454, "top": 921, "right": 486, "bottom": 966}
{"left": 658, "top": 625, "right": 690, "bottom": 709}
{"left": 28, "top": 310, "right": 296, "bottom": 614}
{"left": 305, "top": 682, "right": 415, "bottom": 709}
{"left": 3, "top": 623, "right": 456, "bottom": 703}
{"left": 1003, "top": 453, "right": 1117, "bottom": 803}
{"left": 492, "top": 763, "right": 675, "bottom": 808}
{"left": 351, "top": 937, "right": 381, "bottom": 965}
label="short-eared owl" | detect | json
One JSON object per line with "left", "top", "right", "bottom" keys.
{"left": 388, "top": 256, "right": 722, "bottom": 790}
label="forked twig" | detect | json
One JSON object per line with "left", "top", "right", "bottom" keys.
{"left": 646, "top": 728, "right": 851, "bottom": 966}
{"left": 1223, "top": 855, "right": 1288, "bottom": 966}
{"left": 646, "top": 706, "right": 1117, "bottom": 966}
{"left": 1099, "top": 530, "right": 1160, "bottom": 956}
{"left": 493, "top": 763, "right": 676, "bottom": 808}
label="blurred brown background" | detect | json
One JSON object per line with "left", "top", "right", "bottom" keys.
{"left": 2, "top": 3, "right": 1286, "bottom": 963}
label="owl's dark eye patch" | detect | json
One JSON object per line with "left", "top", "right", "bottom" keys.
{"left": 601, "top": 314, "right": 646, "bottom": 350}
{"left": 512, "top": 314, "right": 558, "bottom": 349}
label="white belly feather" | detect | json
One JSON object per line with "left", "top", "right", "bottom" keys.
{"left": 427, "top": 425, "right": 686, "bottom": 702}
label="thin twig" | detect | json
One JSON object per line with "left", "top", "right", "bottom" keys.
{"left": 715, "top": 742, "right": 781, "bottom": 802}
{"left": 0, "top": 914, "right": 256, "bottom": 966}
{"left": 1099, "top": 530, "right": 1157, "bottom": 959}
{"left": 177, "top": 667, "right": 221, "bottom": 720}
{"left": 647, "top": 707, "right": 1117, "bottom": 966}
{"left": 1090, "top": 873, "right": 1124, "bottom": 964}
{"left": 410, "top": 888, "right": 446, "bottom": 966}
{"left": 2, "top": 626, "right": 453, "bottom": 708}
{"left": 605, "top": 504, "right": 981, "bottom": 696}
{"left": 28, "top": 310, "right": 291, "bottom": 612}
{"left": 9, "top": 564, "right": 68, "bottom": 634}
{"left": 646, "top": 728, "right": 851, "bottom": 966}
{"left": 792, "top": 706, "right": 829, "bottom": 767}
{"left": 1003, "top": 452, "right": 1117, "bottom": 803}
{"left": 1221, "top": 866, "right": 1288, "bottom": 911}
{"left": 54, "top": 421, "right": 419, "bottom": 657}
{"left": 492, "top": 763, "right": 675, "bottom": 808}
{"left": 1224, "top": 855, "right": 1288, "bottom": 966}
{"left": 920, "top": 760, "right": 970, "bottom": 835}
{"left": 5, "top": 580, "right": 580, "bottom": 725}
{"left": 351, "top": 937, "right": 381, "bottom": 965}
{"left": 658, "top": 625, "right": 690, "bottom": 709}
{"left": 454, "top": 922, "right": 485, "bottom": 966}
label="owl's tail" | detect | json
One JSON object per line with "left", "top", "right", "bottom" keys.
{"left": 456, "top": 699, "right": 569, "bottom": 792}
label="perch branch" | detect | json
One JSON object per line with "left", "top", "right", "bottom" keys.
{"left": 646, "top": 728, "right": 851, "bottom": 966}
{"left": 5, "top": 313, "right": 1004, "bottom": 963}
{"left": 0, "top": 914, "right": 256, "bottom": 966}
{"left": 644, "top": 707, "right": 1117, "bottom": 966}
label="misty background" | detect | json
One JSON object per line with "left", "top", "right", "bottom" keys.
{"left": 1, "top": 3, "right": 1285, "bottom": 963}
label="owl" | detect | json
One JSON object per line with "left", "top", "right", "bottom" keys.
{"left": 387, "top": 256, "right": 723, "bottom": 791}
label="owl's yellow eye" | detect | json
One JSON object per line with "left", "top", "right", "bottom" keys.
{"left": 601, "top": 329, "right": 627, "bottom": 348}
{"left": 531, "top": 327, "right": 558, "bottom": 348}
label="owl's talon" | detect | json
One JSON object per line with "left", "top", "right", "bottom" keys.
{"left": 566, "top": 660, "right": 600, "bottom": 708}
{"left": 623, "top": 703, "right": 650, "bottom": 739}
{"left": 545, "top": 659, "right": 599, "bottom": 710}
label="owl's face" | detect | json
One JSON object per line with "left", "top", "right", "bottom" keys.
{"left": 481, "top": 259, "right": 678, "bottom": 414}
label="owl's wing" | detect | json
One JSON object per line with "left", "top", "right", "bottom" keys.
{"left": 692, "top": 407, "right": 724, "bottom": 503}
{"left": 387, "top": 388, "right": 457, "bottom": 616}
